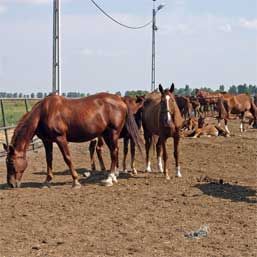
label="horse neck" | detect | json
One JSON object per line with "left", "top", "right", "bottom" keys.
{"left": 11, "top": 106, "right": 40, "bottom": 154}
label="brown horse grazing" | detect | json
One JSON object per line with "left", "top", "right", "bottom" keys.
{"left": 89, "top": 95, "right": 145, "bottom": 174}
{"left": 217, "top": 94, "right": 257, "bottom": 134}
{"left": 142, "top": 83, "right": 183, "bottom": 179}
{"left": 3, "top": 93, "right": 142, "bottom": 188}
{"left": 175, "top": 95, "right": 193, "bottom": 119}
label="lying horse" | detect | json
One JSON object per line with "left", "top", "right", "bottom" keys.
{"left": 89, "top": 95, "right": 145, "bottom": 174}
{"left": 182, "top": 116, "right": 228, "bottom": 138}
{"left": 3, "top": 93, "right": 142, "bottom": 188}
{"left": 142, "top": 84, "right": 183, "bottom": 179}
{"left": 217, "top": 94, "right": 257, "bottom": 134}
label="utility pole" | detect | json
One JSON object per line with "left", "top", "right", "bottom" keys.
{"left": 52, "top": 0, "right": 61, "bottom": 94}
{"left": 151, "top": 0, "right": 164, "bottom": 92}
{"left": 151, "top": 0, "right": 156, "bottom": 92}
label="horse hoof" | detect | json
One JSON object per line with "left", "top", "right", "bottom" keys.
{"left": 158, "top": 168, "right": 164, "bottom": 173}
{"left": 41, "top": 182, "right": 51, "bottom": 189}
{"left": 72, "top": 181, "right": 81, "bottom": 189}
{"left": 176, "top": 173, "right": 182, "bottom": 178}
{"left": 132, "top": 168, "right": 137, "bottom": 175}
{"left": 83, "top": 172, "right": 91, "bottom": 178}
{"left": 114, "top": 171, "right": 120, "bottom": 178}
{"left": 101, "top": 179, "right": 113, "bottom": 187}
{"left": 166, "top": 176, "right": 171, "bottom": 180}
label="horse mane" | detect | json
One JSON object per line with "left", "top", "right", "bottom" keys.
{"left": 11, "top": 101, "right": 41, "bottom": 147}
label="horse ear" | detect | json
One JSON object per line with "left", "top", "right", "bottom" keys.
{"left": 3, "top": 143, "right": 8, "bottom": 152}
{"left": 8, "top": 145, "right": 15, "bottom": 155}
{"left": 170, "top": 83, "right": 175, "bottom": 93}
{"left": 159, "top": 84, "right": 164, "bottom": 94}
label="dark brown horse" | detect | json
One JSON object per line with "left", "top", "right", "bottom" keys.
{"left": 175, "top": 95, "right": 193, "bottom": 119}
{"left": 3, "top": 93, "right": 142, "bottom": 188}
{"left": 142, "top": 84, "right": 183, "bottom": 179}
{"left": 217, "top": 94, "right": 257, "bottom": 134}
{"left": 89, "top": 95, "right": 145, "bottom": 174}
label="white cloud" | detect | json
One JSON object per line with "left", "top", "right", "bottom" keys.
{"left": 0, "top": 0, "right": 52, "bottom": 5}
{"left": 0, "top": 4, "right": 7, "bottom": 14}
{"left": 239, "top": 18, "right": 257, "bottom": 30}
{"left": 219, "top": 23, "right": 232, "bottom": 33}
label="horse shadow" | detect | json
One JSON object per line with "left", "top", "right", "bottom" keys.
{"left": 0, "top": 181, "right": 70, "bottom": 190}
{"left": 195, "top": 182, "right": 257, "bottom": 204}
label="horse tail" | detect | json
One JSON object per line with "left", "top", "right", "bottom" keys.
{"left": 125, "top": 106, "right": 144, "bottom": 156}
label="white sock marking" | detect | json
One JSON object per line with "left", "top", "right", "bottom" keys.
{"left": 176, "top": 166, "right": 182, "bottom": 177}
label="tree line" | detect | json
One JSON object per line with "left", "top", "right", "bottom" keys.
{"left": 0, "top": 84, "right": 256, "bottom": 99}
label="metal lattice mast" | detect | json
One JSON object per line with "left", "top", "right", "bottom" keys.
{"left": 52, "top": 0, "right": 61, "bottom": 94}
{"left": 151, "top": 0, "right": 156, "bottom": 92}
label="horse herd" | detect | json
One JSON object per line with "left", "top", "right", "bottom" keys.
{"left": 3, "top": 84, "right": 257, "bottom": 189}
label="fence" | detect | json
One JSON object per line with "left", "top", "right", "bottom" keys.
{"left": 0, "top": 98, "right": 43, "bottom": 157}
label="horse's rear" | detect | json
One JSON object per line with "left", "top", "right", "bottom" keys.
{"left": 142, "top": 84, "right": 183, "bottom": 179}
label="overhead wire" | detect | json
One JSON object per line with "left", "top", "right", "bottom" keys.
{"left": 89, "top": 0, "right": 152, "bottom": 30}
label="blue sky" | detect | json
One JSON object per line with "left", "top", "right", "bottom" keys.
{"left": 0, "top": 0, "right": 256, "bottom": 94}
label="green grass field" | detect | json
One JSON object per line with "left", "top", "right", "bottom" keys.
{"left": 0, "top": 99, "right": 39, "bottom": 127}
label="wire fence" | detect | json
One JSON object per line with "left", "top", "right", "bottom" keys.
{"left": 0, "top": 98, "right": 43, "bottom": 157}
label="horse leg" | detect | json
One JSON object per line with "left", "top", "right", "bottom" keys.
{"left": 156, "top": 137, "right": 163, "bottom": 173}
{"left": 174, "top": 133, "right": 182, "bottom": 177}
{"left": 123, "top": 136, "right": 129, "bottom": 172}
{"left": 130, "top": 139, "right": 137, "bottom": 174}
{"left": 144, "top": 133, "right": 152, "bottom": 172}
{"left": 240, "top": 112, "right": 245, "bottom": 133}
{"left": 96, "top": 137, "right": 106, "bottom": 171}
{"left": 89, "top": 139, "right": 97, "bottom": 171}
{"left": 162, "top": 138, "right": 170, "bottom": 180}
{"left": 42, "top": 140, "right": 53, "bottom": 188}
{"left": 224, "top": 119, "right": 230, "bottom": 135}
{"left": 101, "top": 130, "right": 120, "bottom": 186}
{"left": 56, "top": 136, "right": 81, "bottom": 189}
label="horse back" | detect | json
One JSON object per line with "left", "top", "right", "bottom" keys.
{"left": 38, "top": 93, "right": 127, "bottom": 141}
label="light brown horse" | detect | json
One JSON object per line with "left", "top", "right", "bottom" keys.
{"left": 89, "top": 95, "right": 145, "bottom": 174}
{"left": 3, "top": 93, "right": 142, "bottom": 188}
{"left": 217, "top": 94, "right": 257, "bottom": 134}
{"left": 181, "top": 116, "right": 228, "bottom": 138}
{"left": 142, "top": 84, "right": 183, "bottom": 179}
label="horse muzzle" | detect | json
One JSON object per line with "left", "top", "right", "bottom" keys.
{"left": 7, "top": 176, "right": 21, "bottom": 189}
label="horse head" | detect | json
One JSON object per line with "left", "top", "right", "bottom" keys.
{"left": 159, "top": 83, "right": 178, "bottom": 128}
{"left": 3, "top": 144, "right": 28, "bottom": 188}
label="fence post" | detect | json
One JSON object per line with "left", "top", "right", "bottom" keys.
{"left": 24, "top": 98, "right": 29, "bottom": 112}
{"left": 0, "top": 99, "right": 9, "bottom": 146}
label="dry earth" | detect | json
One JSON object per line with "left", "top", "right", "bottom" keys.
{"left": 0, "top": 119, "right": 256, "bottom": 257}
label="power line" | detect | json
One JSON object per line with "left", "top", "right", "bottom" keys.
{"left": 89, "top": 0, "right": 152, "bottom": 30}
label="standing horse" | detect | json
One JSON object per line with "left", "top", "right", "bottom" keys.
{"left": 89, "top": 95, "right": 145, "bottom": 174}
{"left": 3, "top": 93, "right": 142, "bottom": 188}
{"left": 217, "top": 94, "right": 257, "bottom": 134}
{"left": 142, "top": 84, "right": 183, "bottom": 180}
{"left": 175, "top": 95, "right": 193, "bottom": 119}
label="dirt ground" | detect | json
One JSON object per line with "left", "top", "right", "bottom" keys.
{"left": 0, "top": 118, "right": 256, "bottom": 257}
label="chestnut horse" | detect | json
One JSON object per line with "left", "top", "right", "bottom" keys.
{"left": 217, "top": 94, "right": 257, "bottom": 134}
{"left": 3, "top": 93, "right": 142, "bottom": 188}
{"left": 89, "top": 95, "right": 145, "bottom": 174}
{"left": 142, "top": 84, "right": 183, "bottom": 180}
